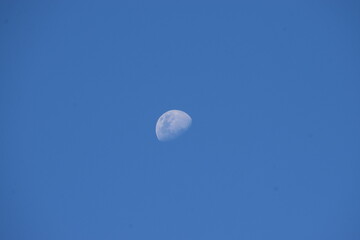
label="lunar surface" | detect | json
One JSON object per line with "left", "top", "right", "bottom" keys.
{"left": 156, "top": 110, "right": 192, "bottom": 141}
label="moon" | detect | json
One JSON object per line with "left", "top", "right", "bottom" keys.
{"left": 156, "top": 110, "right": 192, "bottom": 141}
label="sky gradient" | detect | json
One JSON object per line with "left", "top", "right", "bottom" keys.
{"left": 1, "top": 0, "right": 360, "bottom": 239}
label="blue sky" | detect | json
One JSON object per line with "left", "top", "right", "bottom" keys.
{"left": 1, "top": 0, "right": 359, "bottom": 239}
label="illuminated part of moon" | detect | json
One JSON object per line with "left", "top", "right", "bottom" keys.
{"left": 156, "top": 110, "right": 192, "bottom": 141}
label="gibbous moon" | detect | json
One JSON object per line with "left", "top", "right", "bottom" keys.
{"left": 156, "top": 110, "right": 192, "bottom": 141}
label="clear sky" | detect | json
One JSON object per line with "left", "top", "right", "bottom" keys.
{"left": 1, "top": 0, "right": 359, "bottom": 239}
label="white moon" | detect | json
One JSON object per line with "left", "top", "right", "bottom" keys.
{"left": 156, "top": 110, "right": 192, "bottom": 141}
